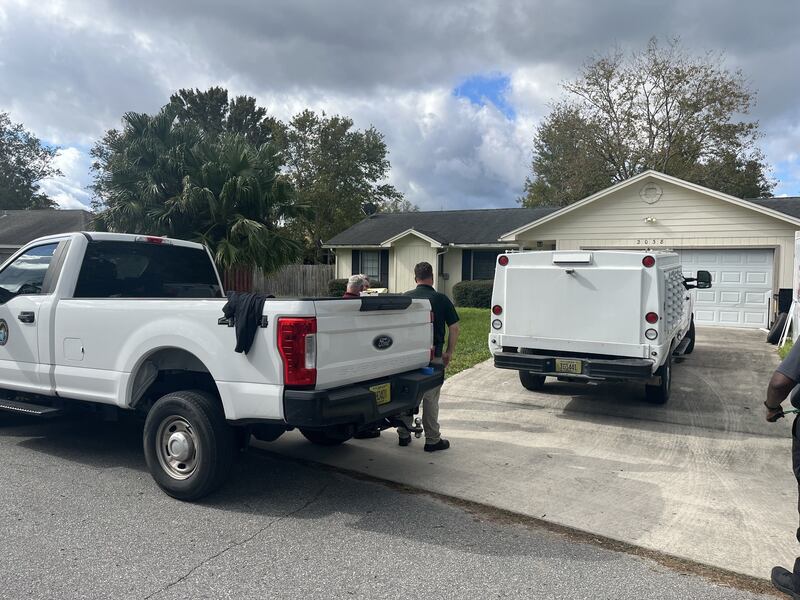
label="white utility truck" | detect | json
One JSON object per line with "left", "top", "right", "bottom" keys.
{"left": 0, "top": 232, "right": 441, "bottom": 500}
{"left": 488, "top": 250, "right": 711, "bottom": 404}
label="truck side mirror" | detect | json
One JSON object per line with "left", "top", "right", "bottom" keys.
{"left": 695, "top": 270, "right": 712, "bottom": 289}
{"left": 685, "top": 270, "right": 713, "bottom": 290}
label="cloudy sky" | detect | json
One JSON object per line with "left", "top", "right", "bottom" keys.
{"left": 1, "top": 0, "right": 798, "bottom": 211}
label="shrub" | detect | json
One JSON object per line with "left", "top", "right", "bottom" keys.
{"left": 328, "top": 279, "right": 348, "bottom": 297}
{"left": 327, "top": 278, "right": 387, "bottom": 297}
{"left": 453, "top": 279, "right": 493, "bottom": 308}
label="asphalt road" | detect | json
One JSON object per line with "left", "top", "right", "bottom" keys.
{"left": 0, "top": 414, "right": 776, "bottom": 600}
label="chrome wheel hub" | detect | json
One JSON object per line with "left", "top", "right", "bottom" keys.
{"left": 156, "top": 416, "right": 199, "bottom": 480}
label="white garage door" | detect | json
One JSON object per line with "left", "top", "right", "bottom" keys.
{"left": 678, "top": 249, "right": 774, "bottom": 328}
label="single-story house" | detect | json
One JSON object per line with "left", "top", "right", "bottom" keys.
{"left": 324, "top": 170, "right": 800, "bottom": 329}
{"left": 0, "top": 209, "right": 93, "bottom": 263}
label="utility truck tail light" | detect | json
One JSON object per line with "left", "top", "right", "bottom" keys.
{"left": 492, "top": 305, "right": 503, "bottom": 315}
{"left": 278, "top": 317, "right": 317, "bottom": 387}
{"left": 645, "top": 312, "right": 659, "bottom": 324}
{"left": 642, "top": 255, "right": 655, "bottom": 268}
{"left": 498, "top": 255, "right": 509, "bottom": 266}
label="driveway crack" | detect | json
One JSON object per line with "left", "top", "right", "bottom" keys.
{"left": 142, "top": 483, "right": 330, "bottom": 599}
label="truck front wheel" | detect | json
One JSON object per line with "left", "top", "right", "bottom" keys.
{"left": 519, "top": 371, "right": 546, "bottom": 391}
{"left": 143, "top": 390, "right": 236, "bottom": 501}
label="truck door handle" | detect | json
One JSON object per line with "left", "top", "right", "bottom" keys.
{"left": 17, "top": 311, "right": 34, "bottom": 324}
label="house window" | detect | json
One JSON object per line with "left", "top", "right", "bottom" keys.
{"left": 361, "top": 251, "right": 381, "bottom": 281}
{"left": 471, "top": 250, "right": 502, "bottom": 280}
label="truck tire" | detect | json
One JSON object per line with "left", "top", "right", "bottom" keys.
{"left": 519, "top": 371, "right": 546, "bottom": 391}
{"left": 645, "top": 354, "right": 671, "bottom": 405}
{"left": 143, "top": 390, "right": 236, "bottom": 501}
{"left": 767, "top": 313, "right": 788, "bottom": 345}
{"left": 684, "top": 319, "right": 696, "bottom": 355}
{"left": 300, "top": 426, "right": 352, "bottom": 446}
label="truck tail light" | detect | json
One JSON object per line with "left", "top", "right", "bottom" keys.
{"left": 492, "top": 305, "right": 503, "bottom": 315}
{"left": 498, "top": 255, "right": 509, "bottom": 266}
{"left": 645, "top": 312, "right": 659, "bottom": 324}
{"left": 642, "top": 255, "right": 655, "bottom": 268}
{"left": 135, "top": 235, "right": 171, "bottom": 245}
{"left": 278, "top": 317, "right": 317, "bottom": 387}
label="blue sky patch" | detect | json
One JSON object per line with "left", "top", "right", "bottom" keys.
{"left": 453, "top": 73, "right": 515, "bottom": 119}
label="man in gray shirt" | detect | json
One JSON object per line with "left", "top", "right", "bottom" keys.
{"left": 766, "top": 341, "right": 800, "bottom": 598}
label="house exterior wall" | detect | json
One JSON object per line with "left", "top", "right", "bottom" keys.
{"left": 515, "top": 178, "right": 799, "bottom": 288}
{"left": 391, "top": 237, "right": 438, "bottom": 292}
{"left": 441, "top": 248, "right": 463, "bottom": 296}
{"left": 334, "top": 249, "right": 353, "bottom": 280}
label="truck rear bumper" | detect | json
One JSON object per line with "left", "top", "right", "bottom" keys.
{"left": 282, "top": 367, "right": 444, "bottom": 428}
{"left": 493, "top": 352, "right": 654, "bottom": 380}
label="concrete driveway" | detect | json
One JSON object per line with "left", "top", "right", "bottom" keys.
{"left": 268, "top": 327, "right": 798, "bottom": 580}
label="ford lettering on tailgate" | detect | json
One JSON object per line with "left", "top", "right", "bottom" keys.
{"left": 373, "top": 334, "right": 393, "bottom": 350}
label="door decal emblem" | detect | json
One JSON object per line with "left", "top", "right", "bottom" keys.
{"left": 0, "top": 319, "right": 7, "bottom": 346}
{"left": 373, "top": 334, "right": 393, "bottom": 350}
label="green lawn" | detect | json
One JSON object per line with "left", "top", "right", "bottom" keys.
{"left": 446, "top": 307, "right": 491, "bottom": 378}
{"left": 780, "top": 339, "right": 794, "bottom": 360}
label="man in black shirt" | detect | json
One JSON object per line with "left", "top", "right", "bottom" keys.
{"left": 767, "top": 341, "right": 800, "bottom": 598}
{"left": 398, "top": 261, "right": 460, "bottom": 452}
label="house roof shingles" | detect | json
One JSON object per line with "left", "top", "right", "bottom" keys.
{"left": 743, "top": 197, "right": 800, "bottom": 219}
{"left": 325, "top": 207, "right": 559, "bottom": 246}
{"left": 0, "top": 209, "right": 93, "bottom": 246}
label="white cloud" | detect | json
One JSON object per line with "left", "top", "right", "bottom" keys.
{"left": 1, "top": 0, "right": 798, "bottom": 212}
{"left": 39, "top": 146, "right": 93, "bottom": 210}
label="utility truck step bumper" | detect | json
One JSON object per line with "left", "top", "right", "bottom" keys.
{"left": 283, "top": 366, "right": 444, "bottom": 428}
{"left": 493, "top": 352, "right": 654, "bottom": 380}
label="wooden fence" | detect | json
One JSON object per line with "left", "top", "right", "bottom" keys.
{"left": 246, "top": 263, "right": 335, "bottom": 297}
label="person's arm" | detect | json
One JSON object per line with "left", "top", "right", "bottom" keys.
{"left": 766, "top": 341, "right": 800, "bottom": 422}
{"left": 766, "top": 371, "right": 797, "bottom": 422}
{"left": 443, "top": 322, "right": 460, "bottom": 367}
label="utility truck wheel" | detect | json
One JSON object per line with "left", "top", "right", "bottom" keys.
{"left": 143, "top": 390, "right": 235, "bottom": 501}
{"left": 645, "top": 354, "right": 672, "bottom": 405}
{"left": 684, "top": 319, "right": 696, "bottom": 355}
{"left": 300, "top": 426, "right": 352, "bottom": 446}
{"left": 519, "top": 371, "right": 546, "bottom": 391}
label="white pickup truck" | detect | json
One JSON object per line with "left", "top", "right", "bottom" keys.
{"left": 0, "top": 232, "right": 441, "bottom": 499}
{"left": 488, "top": 250, "right": 711, "bottom": 404}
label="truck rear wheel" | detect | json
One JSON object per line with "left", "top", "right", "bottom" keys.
{"left": 300, "top": 426, "right": 352, "bottom": 446}
{"left": 519, "top": 371, "right": 546, "bottom": 391}
{"left": 645, "top": 354, "right": 671, "bottom": 405}
{"left": 143, "top": 390, "right": 235, "bottom": 501}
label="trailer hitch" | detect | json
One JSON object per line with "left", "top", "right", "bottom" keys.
{"left": 386, "top": 416, "right": 424, "bottom": 438}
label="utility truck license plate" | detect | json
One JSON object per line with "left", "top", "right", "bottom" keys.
{"left": 555, "top": 359, "right": 582, "bottom": 374}
{"left": 371, "top": 383, "right": 391, "bottom": 406}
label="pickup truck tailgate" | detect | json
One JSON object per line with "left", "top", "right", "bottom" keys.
{"left": 313, "top": 297, "right": 432, "bottom": 389}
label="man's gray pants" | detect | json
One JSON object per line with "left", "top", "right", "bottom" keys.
{"left": 397, "top": 357, "right": 443, "bottom": 444}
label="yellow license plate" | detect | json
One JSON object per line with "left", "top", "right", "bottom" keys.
{"left": 555, "top": 359, "right": 582, "bottom": 374}
{"left": 370, "top": 383, "right": 391, "bottom": 406}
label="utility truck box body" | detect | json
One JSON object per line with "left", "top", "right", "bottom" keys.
{"left": 489, "top": 250, "right": 710, "bottom": 403}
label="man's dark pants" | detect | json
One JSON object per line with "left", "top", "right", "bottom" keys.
{"left": 792, "top": 416, "right": 800, "bottom": 582}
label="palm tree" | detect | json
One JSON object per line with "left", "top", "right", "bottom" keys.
{"left": 95, "top": 108, "right": 303, "bottom": 275}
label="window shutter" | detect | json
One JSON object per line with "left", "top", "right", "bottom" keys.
{"left": 461, "top": 249, "right": 472, "bottom": 281}
{"left": 379, "top": 249, "right": 389, "bottom": 288}
{"left": 351, "top": 249, "right": 361, "bottom": 275}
